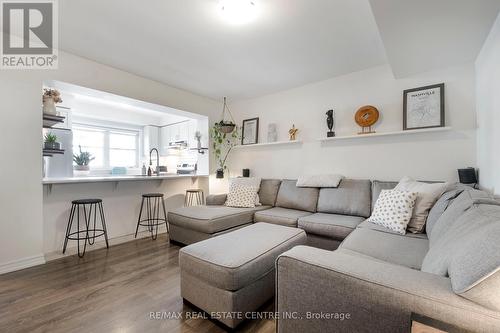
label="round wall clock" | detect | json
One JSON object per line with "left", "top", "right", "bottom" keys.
{"left": 355, "top": 105, "right": 379, "bottom": 134}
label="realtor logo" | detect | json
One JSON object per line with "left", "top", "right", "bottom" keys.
{"left": 1, "top": 0, "right": 58, "bottom": 69}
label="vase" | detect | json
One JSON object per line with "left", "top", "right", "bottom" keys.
{"left": 267, "top": 123, "right": 277, "bottom": 142}
{"left": 216, "top": 169, "right": 224, "bottom": 179}
{"left": 74, "top": 164, "right": 90, "bottom": 177}
{"left": 43, "top": 97, "right": 57, "bottom": 115}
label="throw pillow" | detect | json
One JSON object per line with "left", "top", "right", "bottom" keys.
{"left": 228, "top": 177, "right": 262, "bottom": 205}
{"left": 225, "top": 184, "right": 259, "bottom": 208}
{"left": 367, "top": 189, "right": 418, "bottom": 235}
{"left": 296, "top": 174, "right": 344, "bottom": 188}
{"left": 395, "top": 176, "right": 448, "bottom": 233}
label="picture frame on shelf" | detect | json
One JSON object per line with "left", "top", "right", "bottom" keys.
{"left": 403, "top": 83, "right": 444, "bottom": 130}
{"left": 241, "top": 117, "right": 259, "bottom": 145}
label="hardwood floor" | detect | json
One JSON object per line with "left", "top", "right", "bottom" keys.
{"left": 0, "top": 235, "right": 275, "bottom": 333}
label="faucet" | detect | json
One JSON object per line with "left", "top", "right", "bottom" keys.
{"left": 149, "top": 148, "right": 160, "bottom": 176}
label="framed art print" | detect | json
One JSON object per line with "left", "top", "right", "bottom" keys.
{"left": 403, "top": 83, "right": 444, "bottom": 130}
{"left": 242, "top": 117, "right": 259, "bottom": 145}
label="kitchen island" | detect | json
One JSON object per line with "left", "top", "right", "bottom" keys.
{"left": 42, "top": 173, "right": 210, "bottom": 261}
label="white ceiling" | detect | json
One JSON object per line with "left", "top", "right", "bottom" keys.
{"left": 369, "top": 0, "right": 500, "bottom": 78}
{"left": 59, "top": 0, "right": 387, "bottom": 100}
{"left": 58, "top": 0, "right": 500, "bottom": 100}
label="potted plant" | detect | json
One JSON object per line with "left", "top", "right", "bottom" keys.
{"left": 215, "top": 97, "right": 236, "bottom": 134}
{"left": 210, "top": 123, "right": 241, "bottom": 179}
{"left": 42, "top": 88, "right": 63, "bottom": 115}
{"left": 44, "top": 132, "right": 60, "bottom": 150}
{"left": 73, "top": 145, "right": 95, "bottom": 172}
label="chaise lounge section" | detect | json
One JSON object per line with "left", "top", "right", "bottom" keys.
{"left": 276, "top": 186, "right": 500, "bottom": 332}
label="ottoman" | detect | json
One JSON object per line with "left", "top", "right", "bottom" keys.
{"left": 179, "top": 222, "right": 307, "bottom": 328}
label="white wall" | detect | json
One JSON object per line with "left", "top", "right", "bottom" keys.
{"left": 221, "top": 64, "right": 476, "bottom": 191}
{"left": 476, "top": 13, "right": 500, "bottom": 195}
{"left": 0, "top": 50, "right": 218, "bottom": 273}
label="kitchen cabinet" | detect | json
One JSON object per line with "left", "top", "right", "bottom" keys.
{"left": 144, "top": 125, "right": 160, "bottom": 155}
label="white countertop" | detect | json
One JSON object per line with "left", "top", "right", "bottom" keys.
{"left": 42, "top": 173, "right": 208, "bottom": 185}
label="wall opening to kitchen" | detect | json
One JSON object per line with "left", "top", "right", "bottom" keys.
{"left": 42, "top": 80, "right": 209, "bottom": 179}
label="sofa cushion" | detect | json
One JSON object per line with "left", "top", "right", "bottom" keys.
{"left": 426, "top": 187, "right": 465, "bottom": 237}
{"left": 168, "top": 205, "right": 271, "bottom": 234}
{"left": 422, "top": 201, "right": 500, "bottom": 277}
{"left": 340, "top": 227, "right": 429, "bottom": 270}
{"left": 259, "top": 179, "right": 282, "bottom": 206}
{"left": 275, "top": 179, "right": 319, "bottom": 213}
{"left": 449, "top": 217, "right": 500, "bottom": 311}
{"left": 254, "top": 207, "right": 313, "bottom": 227}
{"left": 357, "top": 220, "right": 428, "bottom": 239}
{"left": 179, "top": 223, "right": 306, "bottom": 291}
{"left": 371, "top": 180, "right": 398, "bottom": 210}
{"left": 428, "top": 188, "right": 497, "bottom": 245}
{"left": 316, "top": 179, "right": 371, "bottom": 218}
{"left": 298, "top": 213, "right": 364, "bottom": 240}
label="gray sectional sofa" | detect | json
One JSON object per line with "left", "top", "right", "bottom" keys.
{"left": 169, "top": 178, "right": 500, "bottom": 331}
{"left": 277, "top": 186, "right": 500, "bottom": 332}
{"left": 169, "top": 178, "right": 372, "bottom": 249}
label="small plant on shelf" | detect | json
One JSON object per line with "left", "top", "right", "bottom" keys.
{"left": 210, "top": 124, "right": 241, "bottom": 179}
{"left": 73, "top": 145, "right": 95, "bottom": 171}
{"left": 43, "top": 132, "right": 60, "bottom": 150}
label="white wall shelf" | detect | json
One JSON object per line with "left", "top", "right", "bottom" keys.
{"left": 317, "top": 127, "right": 452, "bottom": 142}
{"left": 233, "top": 140, "right": 303, "bottom": 149}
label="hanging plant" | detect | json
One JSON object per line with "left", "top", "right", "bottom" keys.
{"left": 210, "top": 123, "right": 241, "bottom": 179}
{"left": 215, "top": 97, "right": 236, "bottom": 134}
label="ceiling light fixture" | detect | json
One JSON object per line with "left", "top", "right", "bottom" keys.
{"left": 219, "top": 0, "right": 258, "bottom": 25}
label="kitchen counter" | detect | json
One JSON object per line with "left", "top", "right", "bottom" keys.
{"left": 42, "top": 173, "right": 208, "bottom": 185}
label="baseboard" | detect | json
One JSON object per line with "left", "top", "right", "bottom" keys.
{"left": 44, "top": 230, "right": 168, "bottom": 262}
{"left": 0, "top": 254, "right": 46, "bottom": 275}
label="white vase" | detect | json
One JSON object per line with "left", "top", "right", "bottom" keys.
{"left": 43, "top": 97, "right": 57, "bottom": 115}
{"left": 267, "top": 123, "right": 278, "bottom": 142}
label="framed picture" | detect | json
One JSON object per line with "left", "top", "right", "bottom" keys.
{"left": 403, "top": 83, "right": 444, "bottom": 130}
{"left": 241, "top": 117, "right": 259, "bottom": 145}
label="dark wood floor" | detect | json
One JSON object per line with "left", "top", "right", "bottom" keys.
{"left": 0, "top": 235, "right": 275, "bottom": 333}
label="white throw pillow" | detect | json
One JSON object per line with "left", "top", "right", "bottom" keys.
{"left": 368, "top": 189, "right": 418, "bottom": 235}
{"left": 225, "top": 184, "right": 259, "bottom": 208}
{"left": 228, "top": 177, "right": 262, "bottom": 205}
{"left": 296, "top": 174, "right": 344, "bottom": 188}
{"left": 395, "top": 176, "right": 448, "bottom": 233}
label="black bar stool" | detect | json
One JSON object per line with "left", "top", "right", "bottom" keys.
{"left": 63, "top": 199, "right": 109, "bottom": 258}
{"left": 184, "top": 189, "right": 205, "bottom": 206}
{"left": 135, "top": 193, "right": 168, "bottom": 240}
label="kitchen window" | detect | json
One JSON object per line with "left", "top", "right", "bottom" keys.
{"left": 73, "top": 124, "right": 140, "bottom": 169}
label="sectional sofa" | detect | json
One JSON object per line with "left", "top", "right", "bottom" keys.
{"left": 168, "top": 178, "right": 500, "bottom": 332}
{"left": 168, "top": 178, "right": 373, "bottom": 249}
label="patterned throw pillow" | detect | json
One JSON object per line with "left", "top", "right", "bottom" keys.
{"left": 368, "top": 189, "right": 418, "bottom": 235}
{"left": 224, "top": 184, "right": 259, "bottom": 208}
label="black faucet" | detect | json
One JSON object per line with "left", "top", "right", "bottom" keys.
{"left": 149, "top": 148, "right": 160, "bottom": 176}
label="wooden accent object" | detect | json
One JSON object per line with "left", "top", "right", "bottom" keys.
{"left": 355, "top": 105, "right": 379, "bottom": 134}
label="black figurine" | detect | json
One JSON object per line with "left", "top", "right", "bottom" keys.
{"left": 326, "top": 109, "right": 335, "bottom": 137}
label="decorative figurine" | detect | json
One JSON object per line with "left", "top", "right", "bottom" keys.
{"left": 288, "top": 124, "right": 298, "bottom": 141}
{"left": 267, "top": 123, "right": 278, "bottom": 142}
{"left": 326, "top": 109, "right": 335, "bottom": 137}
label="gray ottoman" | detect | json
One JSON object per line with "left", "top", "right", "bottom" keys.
{"left": 179, "top": 222, "right": 306, "bottom": 328}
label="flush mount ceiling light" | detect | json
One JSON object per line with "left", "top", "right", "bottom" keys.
{"left": 219, "top": 0, "right": 258, "bottom": 25}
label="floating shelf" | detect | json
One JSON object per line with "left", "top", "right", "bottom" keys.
{"left": 318, "top": 127, "right": 452, "bottom": 142}
{"left": 43, "top": 113, "right": 65, "bottom": 128}
{"left": 233, "top": 140, "right": 303, "bottom": 149}
{"left": 43, "top": 148, "right": 65, "bottom": 157}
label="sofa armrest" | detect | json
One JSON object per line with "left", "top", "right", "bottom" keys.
{"left": 276, "top": 246, "right": 500, "bottom": 333}
{"left": 206, "top": 194, "right": 227, "bottom": 206}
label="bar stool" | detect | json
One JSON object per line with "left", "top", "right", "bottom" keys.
{"left": 63, "top": 199, "right": 109, "bottom": 258}
{"left": 184, "top": 189, "right": 205, "bottom": 206}
{"left": 135, "top": 193, "right": 168, "bottom": 240}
